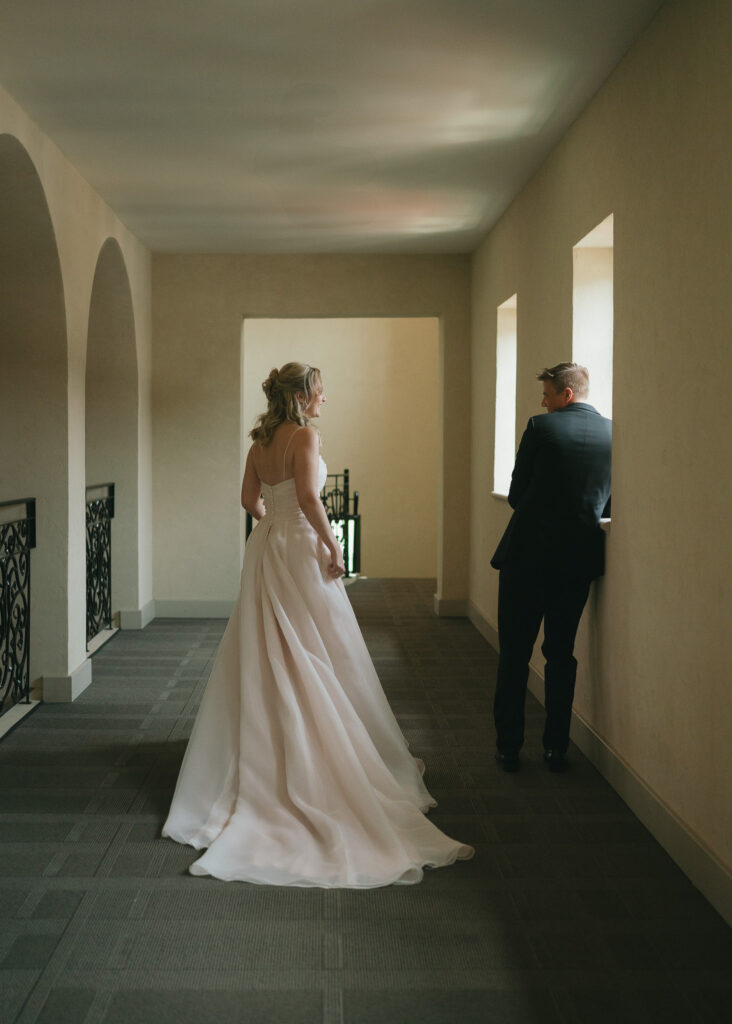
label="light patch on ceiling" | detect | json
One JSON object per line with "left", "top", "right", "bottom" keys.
{"left": 0, "top": 0, "right": 664, "bottom": 251}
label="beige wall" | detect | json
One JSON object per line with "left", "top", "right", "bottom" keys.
{"left": 86, "top": 239, "right": 140, "bottom": 617}
{"left": 152, "top": 255, "right": 470, "bottom": 608}
{"left": 470, "top": 0, "right": 732, "bottom": 881}
{"left": 242, "top": 318, "right": 440, "bottom": 578}
{"left": 0, "top": 85, "right": 152, "bottom": 686}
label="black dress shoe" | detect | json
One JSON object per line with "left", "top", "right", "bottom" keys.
{"left": 543, "top": 749, "right": 568, "bottom": 772}
{"left": 495, "top": 751, "right": 520, "bottom": 773}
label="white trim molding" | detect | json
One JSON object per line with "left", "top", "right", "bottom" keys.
{"left": 0, "top": 699, "right": 40, "bottom": 740}
{"left": 433, "top": 595, "right": 468, "bottom": 618}
{"left": 568, "top": 708, "right": 732, "bottom": 926}
{"left": 119, "top": 600, "right": 156, "bottom": 629}
{"left": 468, "top": 601, "right": 499, "bottom": 648}
{"left": 86, "top": 627, "right": 118, "bottom": 655}
{"left": 42, "top": 657, "right": 93, "bottom": 703}
{"left": 468, "top": 599, "right": 732, "bottom": 926}
{"left": 154, "top": 600, "right": 234, "bottom": 618}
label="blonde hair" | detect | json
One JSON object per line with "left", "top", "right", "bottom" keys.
{"left": 249, "top": 362, "right": 322, "bottom": 446}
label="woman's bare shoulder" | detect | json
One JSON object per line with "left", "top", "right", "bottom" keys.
{"left": 292, "top": 425, "right": 319, "bottom": 449}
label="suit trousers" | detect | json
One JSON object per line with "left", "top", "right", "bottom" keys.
{"left": 493, "top": 567, "right": 592, "bottom": 755}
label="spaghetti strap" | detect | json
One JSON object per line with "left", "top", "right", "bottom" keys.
{"left": 281, "top": 427, "right": 303, "bottom": 481}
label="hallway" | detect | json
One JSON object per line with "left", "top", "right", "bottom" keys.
{"left": 1, "top": 580, "right": 729, "bottom": 1024}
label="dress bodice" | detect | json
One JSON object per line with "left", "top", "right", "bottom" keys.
{"left": 261, "top": 456, "right": 327, "bottom": 521}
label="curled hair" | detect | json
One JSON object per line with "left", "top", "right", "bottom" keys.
{"left": 249, "top": 362, "right": 322, "bottom": 445}
{"left": 537, "top": 362, "right": 589, "bottom": 399}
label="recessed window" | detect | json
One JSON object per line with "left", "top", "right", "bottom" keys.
{"left": 573, "top": 214, "right": 613, "bottom": 417}
{"left": 493, "top": 294, "right": 517, "bottom": 496}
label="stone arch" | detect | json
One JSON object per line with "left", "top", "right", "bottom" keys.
{"left": 85, "top": 238, "right": 139, "bottom": 625}
{"left": 0, "top": 133, "right": 69, "bottom": 680}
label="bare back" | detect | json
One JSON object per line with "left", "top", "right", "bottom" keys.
{"left": 250, "top": 423, "right": 304, "bottom": 486}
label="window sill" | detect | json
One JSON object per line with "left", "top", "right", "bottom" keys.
{"left": 600, "top": 518, "right": 611, "bottom": 533}
{"left": 492, "top": 491, "right": 509, "bottom": 503}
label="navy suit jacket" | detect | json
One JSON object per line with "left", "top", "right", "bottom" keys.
{"left": 491, "top": 403, "right": 612, "bottom": 579}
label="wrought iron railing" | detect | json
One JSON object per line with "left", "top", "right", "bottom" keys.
{"left": 321, "top": 469, "right": 361, "bottom": 577}
{"left": 86, "top": 483, "right": 115, "bottom": 645}
{"left": 0, "top": 498, "right": 36, "bottom": 713}
{"left": 244, "top": 468, "right": 361, "bottom": 577}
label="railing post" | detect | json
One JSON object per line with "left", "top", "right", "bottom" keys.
{"left": 352, "top": 490, "right": 361, "bottom": 574}
{"left": 342, "top": 470, "right": 351, "bottom": 576}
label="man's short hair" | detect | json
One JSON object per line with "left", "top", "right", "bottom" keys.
{"left": 537, "top": 362, "right": 590, "bottom": 399}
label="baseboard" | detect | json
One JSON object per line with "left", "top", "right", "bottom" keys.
{"left": 467, "top": 599, "right": 732, "bottom": 926}
{"left": 468, "top": 600, "right": 499, "bottom": 648}
{"left": 569, "top": 709, "right": 732, "bottom": 926}
{"left": 119, "top": 600, "right": 156, "bottom": 630}
{"left": 154, "top": 599, "right": 234, "bottom": 618}
{"left": 0, "top": 699, "right": 40, "bottom": 740}
{"left": 86, "top": 627, "right": 118, "bottom": 655}
{"left": 433, "top": 595, "right": 468, "bottom": 617}
{"left": 42, "top": 658, "right": 93, "bottom": 703}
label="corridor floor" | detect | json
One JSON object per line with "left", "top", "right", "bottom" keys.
{"left": 1, "top": 579, "right": 729, "bottom": 1024}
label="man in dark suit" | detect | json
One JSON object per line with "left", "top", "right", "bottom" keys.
{"left": 491, "top": 362, "right": 611, "bottom": 772}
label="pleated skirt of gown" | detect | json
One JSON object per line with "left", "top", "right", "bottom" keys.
{"left": 162, "top": 476, "right": 473, "bottom": 887}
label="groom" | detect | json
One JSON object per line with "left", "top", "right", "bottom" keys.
{"left": 491, "top": 363, "right": 612, "bottom": 772}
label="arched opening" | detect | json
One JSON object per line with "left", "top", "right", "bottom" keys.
{"left": 0, "top": 134, "right": 69, "bottom": 684}
{"left": 85, "top": 239, "right": 139, "bottom": 641}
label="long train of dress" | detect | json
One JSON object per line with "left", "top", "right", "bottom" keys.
{"left": 162, "top": 459, "right": 474, "bottom": 886}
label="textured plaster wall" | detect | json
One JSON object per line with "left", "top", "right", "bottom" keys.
{"left": 242, "top": 318, "right": 440, "bottom": 578}
{"left": 470, "top": 0, "right": 732, "bottom": 869}
{"left": 152, "top": 254, "right": 470, "bottom": 605}
{"left": 0, "top": 85, "right": 152, "bottom": 679}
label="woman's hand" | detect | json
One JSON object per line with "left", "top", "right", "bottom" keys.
{"left": 326, "top": 542, "right": 346, "bottom": 580}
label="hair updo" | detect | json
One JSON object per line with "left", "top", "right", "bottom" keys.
{"left": 262, "top": 368, "right": 281, "bottom": 403}
{"left": 249, "top": 362, "right": 322, "bottom": 445}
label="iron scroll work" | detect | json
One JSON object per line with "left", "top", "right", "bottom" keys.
{"left": 86, "top": 484, "right": 115, "bottom": 645}
{"left": 0, "top": 498, "right": 36, "bottom": 713}
{"left": 320, "top": 469, "right": 361, "bottom": 577}
{"left": 244, "top": 468, "right": 361, "bottom": 577}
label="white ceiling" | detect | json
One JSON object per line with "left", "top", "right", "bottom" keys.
{"left": 0, "top": 0, "right": 664, "bottom": 253}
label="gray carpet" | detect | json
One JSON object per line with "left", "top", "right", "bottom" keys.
{"left": 0, "top": 579, "right": 729, "bottom": 1024}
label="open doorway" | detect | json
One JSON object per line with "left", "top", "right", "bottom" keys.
{"left": 241, "top": 317, "right": 440, "bottom": 578}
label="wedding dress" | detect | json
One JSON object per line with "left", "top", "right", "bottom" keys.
{"left": 162, "top": 454, "right": 474, "bottom": 887}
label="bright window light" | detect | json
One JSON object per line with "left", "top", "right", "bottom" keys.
{"left": 573, "top": 214, "right": 614, "bottom": 418}
{"left": 494, "top": 294, "right": 517, "bottom": 496}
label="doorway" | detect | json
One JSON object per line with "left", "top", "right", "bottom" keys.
{"left": 241, "top": 317, "right": 440, "bottom": 578}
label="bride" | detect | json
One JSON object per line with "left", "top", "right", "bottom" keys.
{"left": 162, "top": 362, "right": 474, "bottom": 886}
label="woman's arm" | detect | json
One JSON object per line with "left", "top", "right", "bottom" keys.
{"left": 241, "top": 446, "right": 266, "bottom": 520}
{"left": 292, "top": 428, "right": 345, "bottom": 579}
